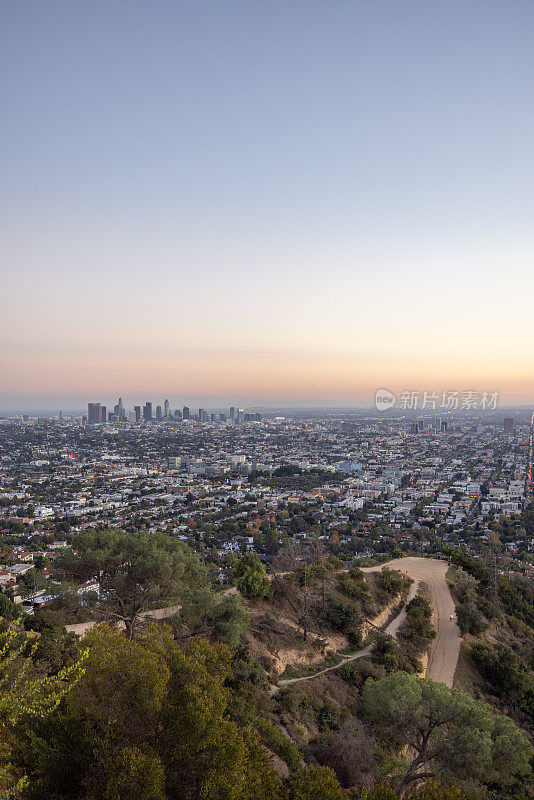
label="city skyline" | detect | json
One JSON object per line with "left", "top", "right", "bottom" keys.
{"left": 3, "top": 2, "right": 534, "bottom": 407}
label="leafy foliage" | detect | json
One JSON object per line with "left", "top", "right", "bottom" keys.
{"left": 470, "top": 641, "right": 534, "bottom": 726}
{"left": 362, "top": 672, "right": 532, "bottom": 796}
{"left": 284, "top": 765, "right": 349, "bottom": 799}
{"left": 58, "top": 529, "right": 206, "bottom": 638}
{"left": 0, "top": 595, "right": 21, "bottom": 622}
{"left": 454, "top": 603, "right": 486, "bottom": 635}
{"left": 13, "top": 625, "right": 281, "bottom": 800}
{"left": 448, "top": 567, "right": 478, "bottom": 603}
{"left": 0, "top": 618, "right": 86, "bottom": 797}
{"left": 256, "top": 716, "right": 302, "bottom": 772}
{"left": 234, "top": 552, "right": 272, "bottom": 600}
{"left": 177, "top": 587, "right": 250, "bottom": 647}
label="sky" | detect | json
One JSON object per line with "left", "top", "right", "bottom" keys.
{"left": 2, "top": 1, "right": 534, "bottom": 410}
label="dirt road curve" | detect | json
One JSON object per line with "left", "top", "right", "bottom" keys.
{"left": 363, "top": 557, "right": 460, "bottom": 687}
{"left": 278, "top": 557, "right": 460, "bottom": 690}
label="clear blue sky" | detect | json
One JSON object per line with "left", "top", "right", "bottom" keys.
{"left": 2, "top": 1, "right": 534, "bottom": 410}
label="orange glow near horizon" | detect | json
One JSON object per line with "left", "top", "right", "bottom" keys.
{"left": 2, "top": 343, "right": 534, "bottom": 407}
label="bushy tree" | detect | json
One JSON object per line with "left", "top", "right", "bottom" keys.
{"left": 455, "top": 603, "right": 486, "bottom": 635}
{"left": 0, "top": 593, "right": 22, "bottom": 621}
{"left": 448, "top": 567, "right": 478, "bottom": 602}
{"left": 362, "top": 672, "right": 532, "bottom": 796}
{"left": 14, "top": 625, "right": 282, "bottom": 800}
{"left": 376, "top": 568, "right": 410, "bottom": 602}
{"left": 397, "top": 596, "right": 435, "bottom": 671}
{"left": 58, "top": 529, "right": 206, "bottom": 638}
{"left": 234, "top": 552, "right": 272, "bottom": 600}
{"left": 470, "top": 642, "right": 534, "bottom": 724}
{"left": 177, "top": 587, "right": 250, "bottom": 647}
{"left": 405, "top": 781, "right": 466, "bottom": 799}
{"left": 284, "top": 765, "right": 348, "bottom": 799}
{"left": 0, "top": 618, "right": 86, "bottom": 796}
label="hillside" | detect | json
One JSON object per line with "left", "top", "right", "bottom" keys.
{"left": 242, "top": 563, "right": 411, "bottom": 680}
{"left": 447, "top": 549, "right": 534, "bottom": 739}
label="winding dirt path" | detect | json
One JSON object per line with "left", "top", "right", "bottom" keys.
{"left": 276, "top": 579, "right": 420, "bottom": 688}
{"left": 277, "top": 557, "right": 460, "bottom": 689}
{"left": 363, "top": 557, "right": 460, "bottom": 687}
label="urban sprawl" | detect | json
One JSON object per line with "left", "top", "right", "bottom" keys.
{"left": 1, "top": 400, "right": 533, "bottom": 614}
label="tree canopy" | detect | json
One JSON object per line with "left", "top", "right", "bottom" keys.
{"left": 362, "top": 672, "right": 532, "bottom": 796}
{"left": 58, "top": 529, "right": 207, "bottom": 638}
{"left": 234, "top": 552, "right": 272, "bottom": 600}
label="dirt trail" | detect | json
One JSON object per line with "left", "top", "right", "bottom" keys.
{"left": 277, "top": 557, "right": 460, "bottom": 689}
{"left": 362, "top": 557, "right": 460, "bottom": 687}
{"left": 276, "top": 579, "right": 420, "bottom": 689}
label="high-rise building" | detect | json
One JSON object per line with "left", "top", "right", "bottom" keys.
{"left": 134, "top": 405, "right": 141, "bottom": 422}
{"left": 198, "top": 408, "right": 208, "bottom": 423}
{"left": 219, "top": 412, "right": 227, "bottom": 421}
{"left": 88, "top": 403, "right": 106, "bottom": 424}
{"left": 229, "top": 406, "right": 235, "bottom": 421}
{"left": 504, "top": 418, "right": 514, "bottom": 434}
{"left": 237, "top": 408, "right": 245, "bottom": 424}
{"left": 164, "top": 399, "right": 170, "bottom": 418}
{"left": 156, "top": 405, "right": 163, "bottom": 421}
{"left": 174, "top": 409, "right": 182, "bottom": 420}
{"left": 143, "top": 402, "right": 152, "bottom": 421}
{"left": 114, "top": 397, "right": 126, "bottom": 421}
{"left": 128, "top": 411, "right": 137, "bottom": 423}
{"left": 182, "top": 406, "right": 190, "bottom": 420}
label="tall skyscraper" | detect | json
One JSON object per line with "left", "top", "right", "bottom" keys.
{"left": 504, "top": 418, "right": 514, "bottom": 434}
{"left": 114, "top": 396, "right": 126, "bottom": 421}
{"left": 198, "top": 408, "right": 208, "bottom": 423}
{"left": 164, "top": 399, "right": 170, "bottom": 418}
{"left": 156, "top": 405, "right": 163, "bottom": 421}
{"left": 143, "top": 402, "right": 152, "bottom": 421}
{"left": 88, "top": 403, "right": 106, "bottom": 424}
{"left": 182, "top": 406, "right": 190, "bottom": 420}
{"left": 229, "top": 406, "right": 235, "bottom": 421}
{"left": 134, "top": 405, "right": 141, "bottom": 422}
{"left": 88, "top": 403, "right": 99, "bottom": 424}
{"left": 174, "top": 409, "right": 182, "bottom": 420}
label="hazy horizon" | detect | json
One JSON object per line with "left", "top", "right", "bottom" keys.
{"left": 1, "top": 393, "right": 532, "bottom": 415}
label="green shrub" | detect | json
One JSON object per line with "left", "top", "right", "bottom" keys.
{"left": 256, "top": 717, "right": 302, "bottom": 772}
{"left": 455, "top": 602, "right": 486, "bottom": 635}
